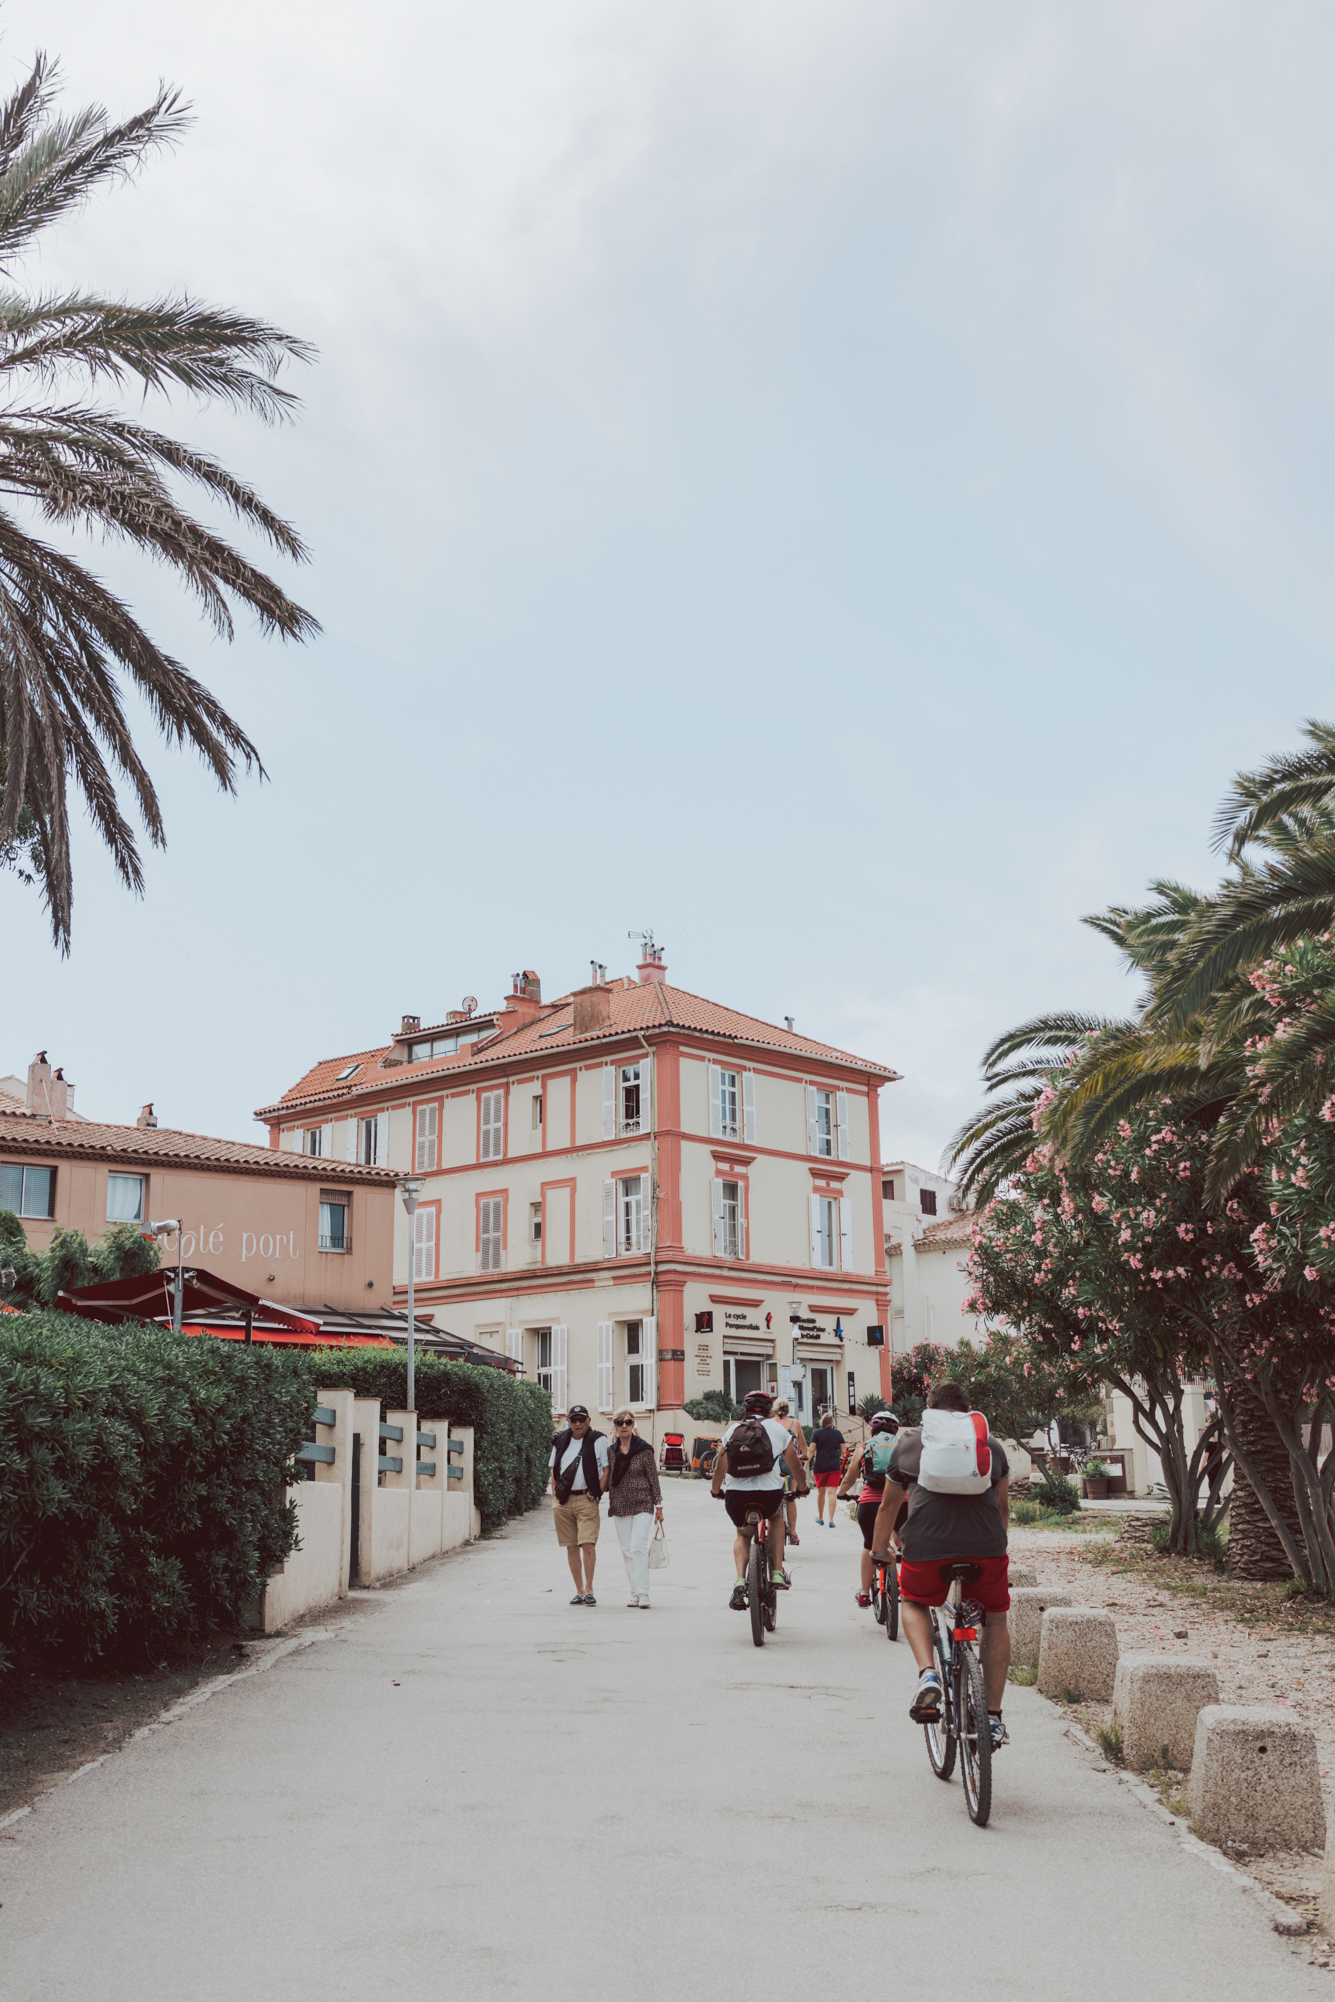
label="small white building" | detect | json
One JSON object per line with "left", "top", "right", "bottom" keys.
{"left": 882, "top": 1160, "right": 982, "bottom": 1355}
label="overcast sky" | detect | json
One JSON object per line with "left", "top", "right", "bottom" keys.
{"left": 5, "top": 1, "right": 1335, "bottom": 1165}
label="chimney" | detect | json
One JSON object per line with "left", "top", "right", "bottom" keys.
{"left": 400, "top": 1014, "right": 420, "bottom": 1036}
{"left": 137, "top": 1102, "right": 158, "bottom": 1129}
{"left": 572, "top": 983, "right": 612, "bottom": 1035}
{"left": 502, "top": 969, "right": 544, "bottom": 1027}
{"left": 26, "top": 1050, "right": 51, "bottom": 1115}
{"left": 637, "top": 946, "right": 666, "bottom": 986}
{"left": 48, "top": 1068, "right": 70, "bottom": 1122}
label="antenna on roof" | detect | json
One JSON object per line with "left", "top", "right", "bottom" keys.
{"left": 462, "top": 995, "right": 477, "bottom": 1016}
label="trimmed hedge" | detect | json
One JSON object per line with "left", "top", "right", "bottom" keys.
{"left": 0, "top": 1310, "right": 312, "bottom": 1672}
{"left": 311, "top": 1352, "right": 552, "bottom": 1527}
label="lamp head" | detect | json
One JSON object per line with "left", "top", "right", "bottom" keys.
{"left": 398, "top": 1176, "right": 426, "bottom": 1215}
{"left": 146, "top": 1220, "right": 181, "bottom": 1237}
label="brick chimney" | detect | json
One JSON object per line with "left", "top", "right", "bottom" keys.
{"left": 48, "top": 1068, "right": 70, "bottom": 1121}
{"left": 137, "top": 1102, "right": 158, "bottom": 1129}
{"left": 502, "top": 969, "right": 544, "bottom": 1028}
{"left": 26, "top": 1050, "right": 51, "bottom": 1115}
{"left": 572, "top": 983, "right": 612, "bottom": 1035}
{"left": 637, "top": 945, "right": 666, "bottom": 986}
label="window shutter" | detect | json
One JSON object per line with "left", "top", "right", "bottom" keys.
{"left": 836, "top": 1090, "right": 850, "bottom": 1161}
{"left": 416, "top": 1104, "right": 438, "bottom": 1172}
{"left": 639, "top": 1172, "right": 651, "bottom": 1253}
{"left": 642, "top": 1316, "right": 657, "bottom": 1405}
{"left": 603, "top": 1179, "right": 616, "bottom": 1258}
{"left": 321, "top": 1122, "right": 333, "bottom": 1159}
{"left": 413, "top": 1206, "right": 436, "bottom": 1282}
{"left": 597, "top": 1321, "right": 614, "bottom": 1411}
{"left": 374, "top": 1112, "right": 386, "bottom": 1167}
{"left": 810, "top": 1193, "right": 821, "bottom": 1266}
{"left": 739, "top": 1189, "right": 748, "bottom": 1261}
{"left": 551, "top": 1325, "right": 567, "bottom": 1414}
{"left": 602, "top": 1067, "right": 616, "bottom": 1140}
{"left": 506, "top": 1329, "right": 523, "bottom": 1368}
{"left": 345, "top": 1118, "right": 357, "bottom": 1162}
{"left": 709, "top": 1064, "right": 722, "bottom": 1138}
{"left": 742, "top": 1070, "right": 756, "bottom": 1144}
{"left": 840, "top": 1196, "right": 853, "bottom": 1273}
{"left": 806, "top": 1085, "right": 818, "bottom": 1154}
{"left": 641, "top": 1053, "right": 652, "bottom": 1133}
{"left": 712, "top": 1177, "right": 725, "bottom": 1257}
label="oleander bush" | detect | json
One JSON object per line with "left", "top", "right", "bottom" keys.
{"left": 0, "top": 1309, "right": 311, "bottom": 1673}
{"left": 311, "top": 1352, "right": 552, "bottom": 1528}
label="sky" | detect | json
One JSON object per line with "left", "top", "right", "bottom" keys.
{"left": 5, "top": 0, "right": 1335, "bottom": 1166}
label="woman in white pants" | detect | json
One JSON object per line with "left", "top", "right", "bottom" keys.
{"left": 606, "top": 1409, "right": 664, "bottom": 1607}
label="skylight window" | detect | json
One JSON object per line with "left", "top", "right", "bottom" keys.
{"left": 539, "top": 1016, "right": 572, "bottom": 1038}
{"left": 335, "top": 1063, "right": 361, "bottom": 1081}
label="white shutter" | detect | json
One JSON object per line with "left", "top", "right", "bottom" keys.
{"left": 413, "top": 1206, "right": 436, "bottom": 1282}
{"left": 640, "top": 1053, "right": 652, "bottom": 1133}
{"left": 742, "top": 1070, "right": 756, "bottom": 1143}
{"left": 709, "top": 1064, "right": 722, "bottom": 1137}
{"left": 416, "top": 1104, "right": 438, "bottom": 1172}
{"left": 711, "top": 1177, "right": 725, "bottom": 1257}
{"left": 480, "top": 1092, "right": 503, "bottom": 1161}
{"left": 840, "top": 1196, "right": 853, "bottom": 1272}
{"left": 321, "top": 1122, "right": 333, "bottom": 1158}
{"left": 374, "top": 1112, "right": 386, "bottom": 1167}
{"left": 551, "top": 1325, "right": 568, "bottom": 1414}
{"left": 597, "top": 1321, "right": 614, "bottom": 1411}
{"left": 739, "top": 1189, "right": 748, "bottom": 1261}
{"left": 506, "top": 1329, "right": 523, "bottom": 1368}
{"left": 603, "top": 1179, "right": 617, "bottom": 1258}
{"left": 806, "top": 1085, "right": 818, "bottom": 1154}
{"left": 603, "top": 1067, "right": 616, "bottom": 1139}
{"left": 836, "top": 1090, "right": 850, "bottom": 1160}
{"left": 345, "top": 1118, "right": 357, "bottom": 1162}
{"left": 810, "top": 1193, "right": 822, "bottom": 1266}
{"left": 642, "top": 1316, "right": 657, "bottom": 1407}
{"left": 639, "top": 1172, "right": 651, "bottom": 1253}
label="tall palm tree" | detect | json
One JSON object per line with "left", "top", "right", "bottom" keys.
{"left": 0, "top": 52, "right": 316, "bottom": 950}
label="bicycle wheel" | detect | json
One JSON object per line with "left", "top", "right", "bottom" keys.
{"left": 871, "top": 1566, "right": 886, "bottom": 1626}
{"left": 748, "top": 1534, "right": 765, "bottom": 1648}
{"left": 958, "top": 1649, "right": 993, "bottom": 1827}
{"left": 923, "top": 1617, "right": 956, "bottom": 1780}
{"left": 884, "top": 1560, "right": 900, "bottom": 1643}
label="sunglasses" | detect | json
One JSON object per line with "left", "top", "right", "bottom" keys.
{"left": 615, "top": 1420, "right": 634, "bottom": 1429}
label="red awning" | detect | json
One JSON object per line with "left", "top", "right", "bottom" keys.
{"left": 56, "top": 1266, "right": 320, "bottom": 1336}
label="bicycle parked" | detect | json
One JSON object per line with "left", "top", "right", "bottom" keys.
{"left": 922, "top": 1563, "right": 992, "bottom": 1826}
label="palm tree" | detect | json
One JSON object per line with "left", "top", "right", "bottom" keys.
{"left": 0, "top": 52, "right": 317, "bottom": 950}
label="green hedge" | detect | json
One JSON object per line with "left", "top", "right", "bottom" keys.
{"left": 312, "top": 1352, "right": 551, "bottom": 1527}
{"left": 0, "top": 1309, "right": 312, "bottom": 1672}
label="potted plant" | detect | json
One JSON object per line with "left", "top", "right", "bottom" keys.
{"left": 1083, "top": 1458, "right": 1110, "bottom": 1500}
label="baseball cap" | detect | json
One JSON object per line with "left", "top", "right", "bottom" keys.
{"left": 568, "top": 1404, "right": 591, "bottom": 1420}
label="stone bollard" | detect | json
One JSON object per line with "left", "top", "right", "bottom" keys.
{"left": 1188, "top": 1707, "right": 1326, "bottom": 1853}
{"left": 1009, "top": 1585, "right": 1073, "bottom": 1668}
{"left": 1037, "top": 1608, "right": 1119, "bottom": 1702}
{"left": 1320, "top": 1833, "right": 1335, "bottom": 1937}
{"left": 1111, "top": 1654, "right": 1220, "bottom": 1770}
{"left": 1008, "top": 1565, "right": 1038, "bottom": 1590}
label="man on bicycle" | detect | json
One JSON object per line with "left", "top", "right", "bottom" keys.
{"left": 872, "top": 1380, "right": 1011, "bottom": 1750}
{"left": 711, "top": 1389, "right": 808, "bottom": 1610}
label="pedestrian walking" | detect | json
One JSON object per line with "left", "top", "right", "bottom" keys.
{"left": 550, "top": 1404, "right": 610, "bottom": 1605}
{"left": 806, "top": 1410, "right": 846, "bottom": 1525}
{"left": 606, "top": 1408, "right": 664, "bottom": 1608}
{"left": 772, "top": 1397, "right": 807, "bottom": 1546}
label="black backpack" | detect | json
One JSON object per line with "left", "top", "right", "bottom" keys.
{"left": 726, "top": 1418, "right": 776, "bottom": 1480}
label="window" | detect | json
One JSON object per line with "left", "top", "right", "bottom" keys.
{"left": 529, "top": 1200, "right": 543, "bottom": 1245}
{"left": 335, "top": 1062, "right": 361, "bottom": 1082}
{"left": 620, "top": 1065, "right": 643, "bottom": 1135}
{"left": 319, "top": 1193, "right": 350, "bottom": 1252}
{"left": 619, "top": 1176, "right": 644, "bottom": 1254}
{"left": 480, "top": 1090, "right": 504, "bottom": 1161}
{"left": 415, "top": 1103, "right": 438, "bottom": 1172}
{"left": 412, "top": 1206, "right": 436, "bottom": 1282}
{"left": 709, "top": 1064, "right": 755, "bottom": 1142}
{"left": 626, "top": 1322, "right": 646, "bottom": 1406}
{"left": 712, "top": 1177, "right": 746, "bottom": 1258}
{"left": 813, "top": 1090, "right": 834, "bottom": 1157}
{"left": 814, "top": 1194, "right": 837, "bottom": 1268}
{"left": 480, "top": 1196, "right": 504, "bottom": 1271}
{"left": 882, "top": 1178, "right": 895, "bottom": 1201}
{"left": 106, "top": 1172, "right": 145, "bottom": 1223}
{"left": 920, "top": 1188, "right": 938, "bottom": 1216}
{"left": 357, "top": 1115, "right": 383, "bottom": 1166}
{"left": 717, "top": 1069, "right": 739, "bottom": 1139}
{"left": 536, "top": 1328, "right": 554, "bottom": 1393}
{"left": 0, "top": 1163, "right": 54, "bottom": 1218}
{"left": 409, "top": 1028, "right": 484, "bottom": 1061}
{"left": 531, "top": 1093, "right": 543, "bottom": 1131}
{"left": 304, "top": 1127, "right": 324, "bottom": 1157}
{"left": 723, "top": 1356, "right": 763, "bottom": 1405}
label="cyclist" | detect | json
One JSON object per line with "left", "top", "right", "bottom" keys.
{"left": 772, "top": 1397, "right": 807, "bottom": 1546}
{"left": 871, "top": 1381, "right": 1012, "bottom": 1750}
{"left": 836, "top": 1410, "right": 900, "bottom": 1606}
{"left": 711, "top": 1389, "right": 808, "bottom": 1610}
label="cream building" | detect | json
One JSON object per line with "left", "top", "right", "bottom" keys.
{"left": 257, "top": 952, "right": 899, "bottom": 1437}
{"left": 882, "top": 1160, "right": 983, "bottom": 1355}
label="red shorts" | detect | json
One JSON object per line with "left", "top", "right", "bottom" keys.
{"left": 897, "top": 1554, "right": 1010, "bottom": 1612}
{"left": 813, "top": 1470, "right": 841, "bottom": 1488}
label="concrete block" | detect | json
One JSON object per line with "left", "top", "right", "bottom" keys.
{"left": 1320, "top": 1832, "right": 1335, "bottom": 1936}
{"left": 1009, "top": 1585, "right": 1073, "bottom": 1668}
{"left": 1008, "top": 1565, "right": 1038, "bottom": 1590}
{"left": 1188, "top": 1707, "right": 1326, "bottom": 1853}
{"left": 1036, "top": 1607, "right": 1119, "bottom": 1701}
{"left": 1111, "top": 1653, "right": 1220, "bottom": 1770}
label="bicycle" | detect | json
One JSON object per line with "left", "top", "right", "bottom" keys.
{"left": 744, "top": 1507, "right": 778, "bottom": 1647}
{"left": 871, "top": 1548, "right": 900, "bottom": 1643}
{"left": 922, "top": 1562, "right": 992, "bottom": 1827}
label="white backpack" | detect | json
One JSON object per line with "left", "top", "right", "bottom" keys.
{"left": 917, "top": 1409, "right": 992, "bottom": 1494}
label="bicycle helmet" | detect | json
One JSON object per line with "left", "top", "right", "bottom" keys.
{"left": 869, "top": 1411, "right": 899, "bottom": 1434}
{"left": 743, "top": 1389, "right": 775, "bottom": 1415}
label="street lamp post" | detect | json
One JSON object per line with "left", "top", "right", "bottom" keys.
{"left": 398, "top": 1177, "right": 426, "bottom": 1411}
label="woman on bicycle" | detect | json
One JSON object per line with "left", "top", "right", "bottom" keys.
{"left": 771, "top": 1398, "right": 807, "bottom": 1546}
{"left": 837, "top": 1411, "right": 900, "bottom": 1605}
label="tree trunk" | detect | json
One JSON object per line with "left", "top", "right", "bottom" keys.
{"left": 1226, "top": 1376, "right": 1303, "bottom": 1582}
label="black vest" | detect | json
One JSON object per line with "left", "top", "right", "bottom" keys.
{"left": 554, "top": 1427, "right": 604, "bottom": 1501}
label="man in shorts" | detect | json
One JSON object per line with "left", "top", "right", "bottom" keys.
{"left": 872, "top": 1380, "right": 1011, "bottom": 1750}
{"left": 550, "top": 1405, "right": 610, "bottom": 1605}
{"left": 711, "top": 1389, "right": 808, "bottom": 1609}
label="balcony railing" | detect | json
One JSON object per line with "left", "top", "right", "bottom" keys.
{"left": 319, "top": 1233, "right": 351, "bottom": 1253}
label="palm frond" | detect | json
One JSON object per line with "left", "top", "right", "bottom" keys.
{"left": 0, "top": 84, "right": 190, "bottom": 266}
{"left": 1212, "top": 719, "right": 1335, "bottom": 860}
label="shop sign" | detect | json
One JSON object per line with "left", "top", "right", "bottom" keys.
{"left": 724, "top": 1309, "right": 761, "bottom": 1334}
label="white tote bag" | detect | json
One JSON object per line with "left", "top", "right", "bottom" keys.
{"left": 648, "top": 1522, "right": 669, "bottom": 1570}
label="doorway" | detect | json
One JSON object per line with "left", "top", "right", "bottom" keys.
{"left": 809, "top": 1364, "right": 833, "bottom": 1419}
{"left": 723, "top": 1356, "right": 763, "bottom": 1405}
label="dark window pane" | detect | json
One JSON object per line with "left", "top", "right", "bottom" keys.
{"left": 22, "top": 1167, "right": 54, "bottom": 1218}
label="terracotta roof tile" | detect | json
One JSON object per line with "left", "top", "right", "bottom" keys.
{"left": 914, "top": 1213, "right": 975, "bottom": 1250}
{"left": 0, "top": 1112, "right": 396, "bottom": 1183}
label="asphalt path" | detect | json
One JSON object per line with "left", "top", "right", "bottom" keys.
{"left": 0, "top": 1479, "right": 1328, "bottom": 1999}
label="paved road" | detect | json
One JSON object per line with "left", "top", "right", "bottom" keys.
{"left": 1, "top": 1481, "right": 1327, "bottom": 1999}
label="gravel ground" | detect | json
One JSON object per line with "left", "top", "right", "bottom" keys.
{"left": 1011, "top": 1521, "right": 1335, "bottom": 1940}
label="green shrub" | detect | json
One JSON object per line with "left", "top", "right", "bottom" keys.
{"left": 0, "top": 1309, "right": 312, "bottom": 1672}
{"left": 0, "top": 1211, "right": 163, "bottom": 1307}
{"left": 1033, "top": 1466, "right": 1082, "bottom": 1515}
{"left": 857, "top": 1393, "right": 889, "bottom": 1420}
{"left": 683, "top": 1391, "right": 741, "bottom": 1425}
{"left": 310, "top": 1351, "right": 552, "bottom": 1529}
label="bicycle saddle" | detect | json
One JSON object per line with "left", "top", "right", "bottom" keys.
{"left": 941, "top": 1562, "right": 982, "bottom": 1583}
